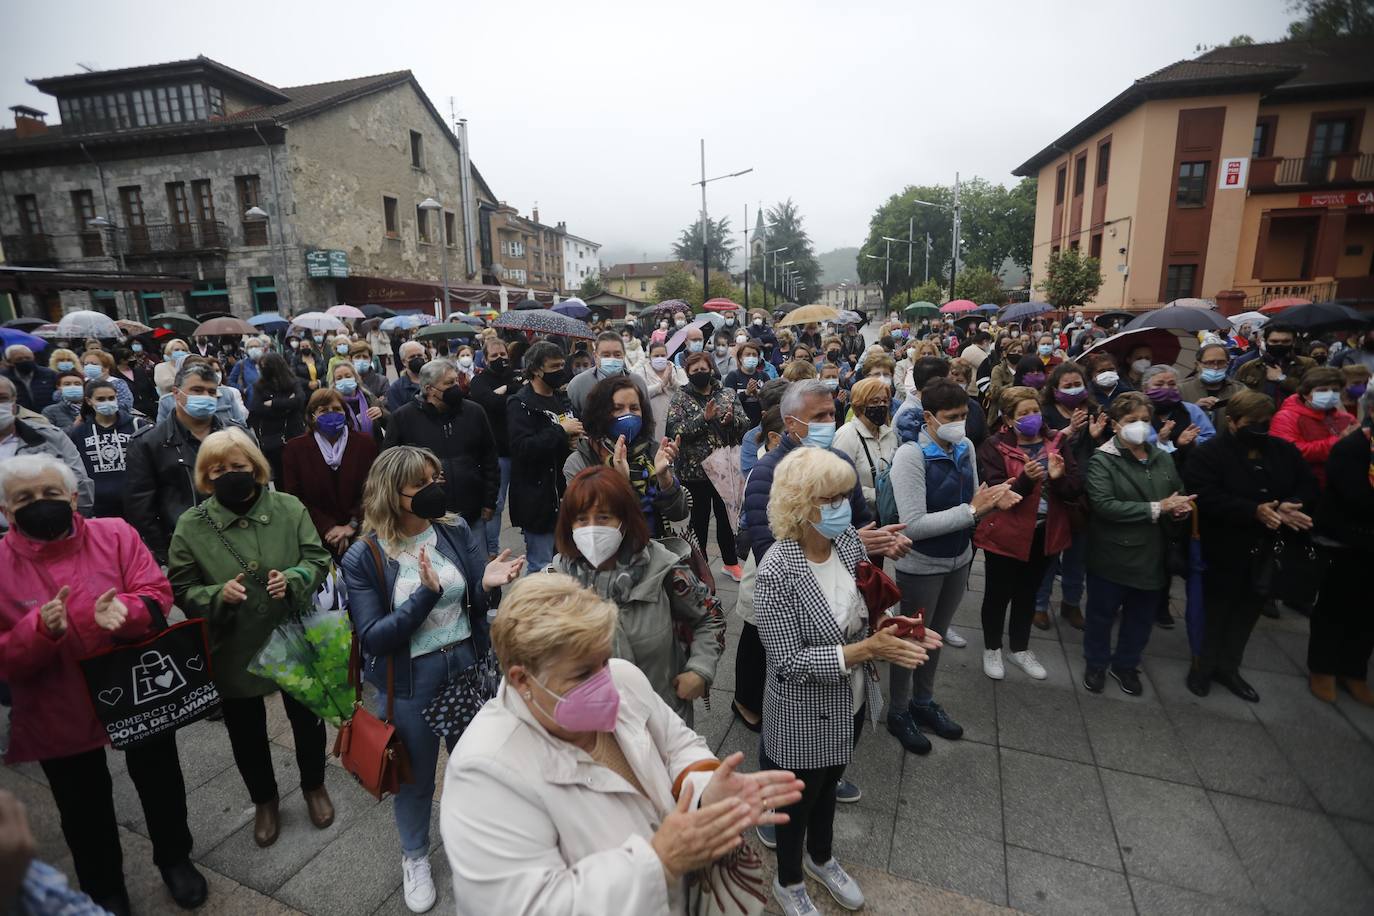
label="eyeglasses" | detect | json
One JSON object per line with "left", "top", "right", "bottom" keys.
{"left": 814, "top": 495, "right": 848, "bottom": 510}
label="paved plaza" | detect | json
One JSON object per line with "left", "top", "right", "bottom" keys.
{"left": 4, "top": 534, "right": 1374, "bottom": 915}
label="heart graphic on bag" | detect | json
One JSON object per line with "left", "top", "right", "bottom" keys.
{"left": 98, "top": 687, "right": 123, "bottom": 706}
{"left": 155, "top": 672, "right": 175, "bottom": 689}
{"left": 185, "top": 656, "right": 204, "bottom": 672}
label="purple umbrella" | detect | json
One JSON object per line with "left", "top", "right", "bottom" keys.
{"left": 1000, "top": 300, "right": 1054, "bottom": 323}
{"left": 0, "top": 327, "right": 47, "bottom": 351}
{"left": 552, "top": 298, "right": 592, "bottom": 320}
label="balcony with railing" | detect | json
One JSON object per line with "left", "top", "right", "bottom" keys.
{"left": 1250, "top": 152, "right": 1374, "bottom": 192}
{"left": 1238, "top": 280, "right": 1339, "bottom": 309}
{"left": 1, "top": 233, "right": 57, "bottom": 265}
{"left": 117, "top": 220, "right": 230, "bottom": 257}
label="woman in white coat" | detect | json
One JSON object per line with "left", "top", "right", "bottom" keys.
{"left": 634, "top": 340, "right": 686, "bottom": 441}
{"left": 441, "top": 573, "right": 803, "bottom": 915}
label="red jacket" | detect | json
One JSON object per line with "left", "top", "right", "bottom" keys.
{"left": 973, "top": 428, "right": 1081, "bottom": 561}
{"left": 1270, "top": 393, "right": 1355, "bottom": 488}
{"left": 0, "top": 516, "right": 170, "bottom": 763}
{"left": 280, "top": 429, "right": 380, "bottom": 545}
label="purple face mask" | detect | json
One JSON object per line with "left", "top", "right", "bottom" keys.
{"left": 1021, "top": 372, "right": 1046, "bottom": 388}
{"left": 1146, "top": 386, "right": 1182, "bottom": 405}
{"left": 1014, "top": 413, "right": 1044, "bottom": 437}
{"left": 530, "top": 665, "right": 621, "bottom": 732}
{"left": 1348, "top": 383, "right": 1368, "bottom": 399}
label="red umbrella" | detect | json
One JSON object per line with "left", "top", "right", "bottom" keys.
{"left": 702, "top": 297, "right": 742, "bottom": 313}
{"left": 1259, "top": 297, "right": 1312, "bottom": 314}
{"left": 939, "top": 299, "right": 978, "bottom": 314}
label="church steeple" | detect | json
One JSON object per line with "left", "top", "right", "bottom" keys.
{"left": 751, "top": 204, "right": 767, "bottom": 278}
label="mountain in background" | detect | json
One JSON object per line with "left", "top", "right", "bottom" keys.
{"left": 816, "top": 247, "right": 859, "bottom": 284}
{"left": 597, "top": 245, "right": 671, "bottom": 269}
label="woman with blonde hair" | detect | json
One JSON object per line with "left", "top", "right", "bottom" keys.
{"left": 832, "top": 376, "right": 897, "bottom": 519}
{"left": 340, "top": 445, "right": 523, "bottom": 912}
{"left": 442, "top": 573, "right": 804, "bottom": 915}
{"left": 154, "top": 338, "right": 191, "bottom": 396}
{"left": 46, "top": 346, "right": 79, "bottom": 376}
{"left": 166, "top": 427, "right": 334, "bottom": 849}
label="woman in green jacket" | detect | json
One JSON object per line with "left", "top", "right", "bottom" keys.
{"left": 167, "top": 427, "right": 333, "bottom": 849}
{"left": 1082, "top": 392, "right": 1193, "bottom": 697}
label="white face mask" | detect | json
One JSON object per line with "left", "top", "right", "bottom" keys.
{"left": 1131, "top": 359, "right": 1151, "bottom": 374}
{"left": 650, "top": 356, "right": 669, "bottom": 372}
{"left": 457, "top": 356, "right": 473, "bottom": 369}
{"left": 572, "top": 525, "right": 624, "bottom": 567}
{"left": 1095, "top": 371, "right": 1120, "bottom": 389}
{"left": 935, "top": 420, "right": 967, "bottom": 444}
{"left": 1119, "top": 419, "right": 1152, "bottom": 445}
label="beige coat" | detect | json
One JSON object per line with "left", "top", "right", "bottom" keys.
{"left": 441, "top": 659, "right": 717, "bottom": 916}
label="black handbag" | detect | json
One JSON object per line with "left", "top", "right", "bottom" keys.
{"left": 421, "top": 648, "right": 502, "bottom": 739}
{"left": 1250, "top": 530, "right": 1329, "bottom": 607}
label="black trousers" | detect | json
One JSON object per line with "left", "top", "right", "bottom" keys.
{"left": 1308, "top": 546, "right": 1374, "bottom": 679}
{"left": 761, "top": 710, "right": 866, "bottom": 886}
{"left": 221, "top": 691, "right": 326, "bottom": 804}
{"left": 980, "top": 527, "right": 1051, "bottom": 653}
{"left": 684, "top": 477, "right": 738, "bottom": 566}
{"left": 1200, "top": 574, "right": 1262, "bottom": 676}
{"left": 40, "top": 733, "right": 193, "bottom": 902}
{"left": 734, "top": 621, "right": 766, "bottom": 717}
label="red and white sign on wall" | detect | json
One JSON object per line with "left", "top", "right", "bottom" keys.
{"left": 1298, "top": 190, "right": 1374, "bottom": 208}
{"left": 1217, "top": 157, "right": 1249, "bottom": 190}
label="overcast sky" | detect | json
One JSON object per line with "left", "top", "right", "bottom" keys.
{"left": 9, "top": 0, "right": 1293, "bottom": 266}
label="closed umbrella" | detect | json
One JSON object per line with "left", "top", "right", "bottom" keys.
{"left": 326, "top": 304, "right": 366, "bottom": 320}
{"left": 939, "top": 299, "right": 978, "bottom": 314}
{"left": 492, "top": 308, "right": 596, "bottom": 339}
{"left": 194, "top": 316, "right": 257, "bottom": 336}
{"left": 1123, "top": 305, "right": 1231, "bottom": 334}
{"left": 55, "top": 309, "right": 119, "bottom": 338}
{"left": 1184, "top": 511, "right": 1206, "bottom": 658}
{"left": 1000, "top": 300, "right": 1054, "bottom": 323}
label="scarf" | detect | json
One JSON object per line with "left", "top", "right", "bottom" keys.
{"left": 314, "top": 426, "right": 349, "bottom": 469}
{"left": 342, "top": 391, "right": 373, "bottom": 435}
{"left": 554, "top": 544, "right": 652, "bottom": 605}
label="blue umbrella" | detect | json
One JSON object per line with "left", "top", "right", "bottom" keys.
{"left": 380, "top": 314, "right": 425, "bottom": 331}
{"left": 975, "top": 303, "right": 1000, "bottom": 314}
{"left": 1000, "top": 300, "right": 1054, "bottom": 323}
{"left": 0, "top": 327, "right": 47, "bottom": 351}
{"left": 552, "top": 298, "right": 592, "bottom": 320}
{"left": 248, "top": 312, "right": 289, "bottom": 331}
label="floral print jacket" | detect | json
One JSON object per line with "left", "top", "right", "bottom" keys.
{"left": 664, "top": 382, "right": 749, "bottom": 481}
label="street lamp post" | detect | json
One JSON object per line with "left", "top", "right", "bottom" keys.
{"left": 244, "top": 205, "right": 292, "bottom": 315}
{"left": 911, "top": 173, "right": 962, "bottom": 297}
{"left": 418, "top": 197, "right": 450, "bottom": 315}
{"left": 763, "top": 246, "right": 789, "bottom": 309}
{"left": 691, "top": 140, "right": 751, "bottom": 306}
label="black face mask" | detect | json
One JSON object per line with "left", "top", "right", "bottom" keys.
{"left": 862, "top": 405, "right": 890, "bottom": 427}
{"left": 1235, "top": 424, "right": 1270, "bottom": 447}
{"left": 542, "top": 367, "right": 572, "bottom": 389}
{"left": 1266, "top": 344, "right": 1292, "bottom": 362}
{"left": 12, "top": 361, "right": 33, "bottom": 375}
{"left": 13, "top": 498, "right": 73, "bottom": 541}
{"left": 488, "top": 357, "right": 508, "bottom": 376}
{"left": 213, "top": 471, "right": 259, "bottom": 511}
{"left": 441, "top": 385, "right": 465, "bottom": 410}
{"left": 407, "top": 356, "right": 426, "bottom": 376}
{"left": 827, "top": 351, "right": 841, "bottom": 363}
{"left": 408, "top": 481, "right": 448, "bottom": 519}
{"left": 689, "top": 372, "right": 713, "bottom": 390}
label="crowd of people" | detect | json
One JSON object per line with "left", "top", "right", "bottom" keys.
{"left": 0, "top": 301, "right": 1371, "bottom": 916}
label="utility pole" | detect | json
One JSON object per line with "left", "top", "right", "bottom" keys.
{"left": 925, "top": 232, "right": 932, "bottom": 284}
{"left": 700, "top": 140, "right": 708, "bottom": 304}
{"left": 743, "top": 203, "right": 748, "bottom": 310}
{"left": 949, "top": 171, "right": 962, "bottom": 299}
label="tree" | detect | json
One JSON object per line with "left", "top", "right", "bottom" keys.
{"left": 1036, "top": 249, "right": 1103, "bottom": 310}
{"left": 1286, "top": 0, "right": 1373, "bottom": 38}
{"left": 672, "top": 216, "right": 735, "bottom": 271}
{"left": 764, "top": 199, "right": 821, "bottom": 302}
{"left": 577, "top": 273, "right": 604, "bottom": 299}
{"left": 889, "top": 280, "right": 945, "bottom": 309}
{"left": 953, "top": 267, "right": 1008, "bottom": 307}
{"left": 654, "top": 266, "right": 697, "bottom": 304}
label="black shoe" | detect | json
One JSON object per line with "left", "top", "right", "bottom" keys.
{"left": 160, "top": 860, "right": 209, "bottom": 910}
{"left": 731, "top": 701, "right": 762, "bottom": 734}
{"left": 886, "top": 712, "right": 931, "bottom": 755}
{"left": 1083, "top": 667, "right": 1106, "bottom": 693}
{"left": 1154, "top": 609, "right": 1175, "bottom": 629}
{"left": 1186, "top": 669, "right": 1211, "bottom": 697}
{"left": 1214, "top": 671, "right": 1260, "bottom": 703}
{"left": 909, "top": 700, "right": 963, "bottom": 740}
{"left": 95, "top": 891, "right": 132, "bottom": 916}
{"left": 1109, "top": 666, "right": 1143, "bottom": 696}
{"left": 1260, "top": 600, "right": 1280, "bottom": 620}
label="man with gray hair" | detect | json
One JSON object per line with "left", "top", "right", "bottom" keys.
{"left": 383, "top": 358, "right": 500, "bottom": 548}
{"left": 386, "top": 338, "right": 430, "bottom": 411}
{"left": 0, "top": 376, "right": 92, "bottom": 529}
{"left": 1, "top": 344, "right": 58, "bottom": 412}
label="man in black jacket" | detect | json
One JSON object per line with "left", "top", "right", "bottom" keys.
{"left": 468, "top": 337, "right": 518, "bottom": 557}
{"left": 505, "top": 341, "right": 582, "bottom": 571}
{"left": 2, "top": 345, "right": 58, "bottom": 412}
{"left": 384, "top": 358, "right": 500, "bottom": 549}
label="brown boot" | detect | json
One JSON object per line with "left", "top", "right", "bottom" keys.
{"left": 1032, "top": 611, "right": 1051, "bottom": 631}
{"left": 1309, "top": 673, "right": 1337, "bottom": 704}
{"left": 1340, "top": 677, "right": 1374, "bottom": 707}
{"left": 1062, "top": 602, "right": 1085, "bottom": 630}
{"left": 304, "top": 786, "right": 335, "bottom": 829}
{"left": 254, "top": 797, "right": 280, "bottom": 848}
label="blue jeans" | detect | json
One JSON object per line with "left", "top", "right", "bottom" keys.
{"left": 1083, "top": 573, "right": 1160, "bottom": 672}
{"left": 523, "top": 530, "right": 555, "bottom": 573}
{"left": 486, "top": 457, "right": 512, "bottom": 556}
{"left": 1036, "top": 530, "right": 1086, "bottom": 612}
{"left": 377, "top": 642, "right": 476, "bottom": 859}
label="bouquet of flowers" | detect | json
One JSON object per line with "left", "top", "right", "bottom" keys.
{"left": 248, "top": 567, "right": 354, "bottom": 724}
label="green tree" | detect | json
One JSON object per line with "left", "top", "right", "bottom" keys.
{"left": 672, "top": 216, "right": 735, "bottom": 271}
{"left": 953, "top": 267, "right": 1008, "bottom": 306}
{"left": 764, "top": 199, "right": 821, "bottom": 302}
{"left": 1286, "top": 0, "right": 1373, "bottom": 38}
{"left": 577, "top": 273, "right": 604, "bottom": 299}
{"left": 1036, "top": 249, "right": 1103, "bottom": 309}
{"left": 654, "top": 266, "right": 697, "bottom": 304}
{"left": 890, "top": 280, "right": 946, "bottom": 309}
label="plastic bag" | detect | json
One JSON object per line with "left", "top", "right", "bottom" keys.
{"left": 248, "top": 568, "right": 354, "bottom": 724}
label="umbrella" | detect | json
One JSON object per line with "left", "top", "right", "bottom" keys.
{"left": 492, "top": 308, "right": 596, "bottom": 339}
{"left": 1000, "top": 300, "right": 1054, "bottom": 323}
{"left": 194, "top": 316, "right": 257, "bottom": 336}
{"left": 415, "top": 321, "right": 483, "bottom": 342}
{"left": 289, "top": 311, "right": 346, "bottom": 332}
{"left": 379, "top": 314, "right": 425, "bottom": 331}
{"left": 515, "top": 298, "right": 543, "bottom": 311}
{"left": 326, "top": 304, "right": 366, "bottom": 320}
{"left": 115, "top": 319, "right": 153, "bottom": 335}
{"left": 666, "top": 316, "right": 718, "bottom": 357}
{"left": 904, "top": 301, "right": 940, "bottom": 318}
{"left": 248, "top": 312, "right": 289, "bottom": 328}
{"left": 702, "top": 446, "right": 745, "bottom": 532}
{"left": 149, "top": 312, "right": 199, "bottom": 334}
{"left": 1093, "top": 310, "right": 1136, "bottom": 328}
{"left": 1183, "top": 511, "right": 1206, "bottom": 658}
{"left": 1167, "top": 298, "right": 1215, "bottom": 310}
{"left": 469, "top": 307, "right": 499, "bottom": 320}
{"left": 1080, "top": 327, "right": 1201, "bottom": 378}
{"left": 1228, "top": 311, "right": 1269, "bottom": 328}
{"left": 360, "top": 304, "right": 395, "bottom": 319}
{"left": 836, "top": 310, "right": 865, "bottom": 327}
{"left": 939, "top": 299, "right": 978, "bottom": 314}
{"left": 1259, "top": 297, "right": 1312, "bottom": 314}
{"left": 55, "top": 309, "right": 119, "bottom": 338}
{"left": 702, "top": 297, "right": 742, "bottom": 313}
{"left": 975, "top": 303, "right": 1001, "bottom": 314}
{"left": 1123, "top": 305, "right": 1231, "bottom": 334}
{"left": 3, "top": 317, "right": 47, "bottom": 330}
{"left": 32, "top": 324, "right": 61, "bottom": 339}
{"left": 552, "top": 298, "right": 592, "bottom": 320}
{"left": 0, "top": 328, "right": 47, "bottom": 351}
{"left": 1265, "top": 301, "right": 1369, "bottom": 333}
{"left": 776, "top": 304, "right": 840, "bottom": 328}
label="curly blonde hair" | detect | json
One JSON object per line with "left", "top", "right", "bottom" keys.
{"left": 491, "top": 573, "right": 618, "bottom": 676}
{"left": 767, "top": 447, "right": 856, "bottom": 541}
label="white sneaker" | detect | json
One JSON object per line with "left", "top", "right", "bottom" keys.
{"left": 944, "top": 626, "right": 968, "bottom": 648}
{"left": 1009, "top": 649, "right": 1048, "bottom": 680}
{"left": 401, "top": 855, "right": 436, "bottom": 913}
{"left": 983, "top": 648, "right": 1005, "bottom": 680}
{"left": 803, "top": 853, "right": 865, "bottom": 910}
{"left": 773, "top": 878, "right": 820, "bottom": 916}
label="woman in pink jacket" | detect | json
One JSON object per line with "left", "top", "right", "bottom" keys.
{"left": 0, "top": 454, "right": 206, "bottom": 916}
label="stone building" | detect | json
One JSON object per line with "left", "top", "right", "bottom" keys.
{"left": 0, "top": 56, "right": 486, "bottom": 319}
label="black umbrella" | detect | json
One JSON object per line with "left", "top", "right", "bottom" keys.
{"left": 1267, "top": 302, "right": 1370, "bottom": 333}
{"left": 3, "top": 317, "right": 47, "bottom": 330}
{"left": 1123, "top": 305, "right": 1231, "bottom": 334}
{"left": 515, "top": 298, "right": 544, "bottom": 311}
{"left": 1093, "top": 310, "right": 1136, "bottom": 328}
{"left": 360, "top": 304, "right": 395, "bottom": 319}
{"left": 492, "top": 308, "right": 596, "bottom": 339}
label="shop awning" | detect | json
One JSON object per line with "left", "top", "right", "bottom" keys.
{"left": 0, "top": 266, "right": 193, "bottom": 293}
{"left": 333, "top": 275, "right": 558, "bottom": 310}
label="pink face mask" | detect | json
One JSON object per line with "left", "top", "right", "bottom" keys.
{"left": 529, "top": 665, "right": 621, "bottom": 732}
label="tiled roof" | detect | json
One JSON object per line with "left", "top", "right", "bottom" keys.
{"left": 219, "top": 71, "right": 411, "bottom": 124}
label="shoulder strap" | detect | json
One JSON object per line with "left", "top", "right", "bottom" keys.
{"left": 194, "top": 504, "right": 271, "bottom": 591}
{"left": 363, "top": 537, "right": 397, "bottom": 721}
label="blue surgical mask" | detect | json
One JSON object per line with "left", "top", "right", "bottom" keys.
{"left": 609, "top": 413, "right": 642, "bottom": 442}
{"left": 812, "top": 500, "right": 853, "bottom": 540}
{"left": 131, "top": 343, "right": 144, "bottom": 353}
{"left": 336, "top": 343, "right": 350, "bottom": 355}
{"left": 56, "top": 360, "right": 75, "bottom": 372}
{"left": 82, "top": 364, "right": 102, "bottom": 380}
{"left": 1038, "top": 344, "right": 1053, "bottom": 357}
{"left": 742, "top": 356, "right": 759, "bottom": 373}
{"left": 822, "top": 378, "right": 840, "bottom": 391}
{"left": 687, "top": 340, "right": 704, "bottom": 354}
{"left": 94, "top": 401, "right": 120, "bottom": 417}
{"left": 599, "top": 357, "right": 625, "bottom": 375}
{"left": 60, "top": 385, "right": 84, "bottom": 401}
{"left": 335, "top": 378, "right": 358, "bottom": 395}
{"left": 1200, "top": 367, "right": 1227, "bottom": 384}
{"left": 170, "top": 350, "right": 188, "bottom": 366}
{"left": 792, "top": 418, "right": 836, "bottom": 450}
{"left": 1310, "top": 390, "right": 1341, "bottom": 411}
{"left": 183, "top": 394, "right": 218, "bottom": 418}
{"left": 353, "top": 358, "right": 372, "bottom": 374}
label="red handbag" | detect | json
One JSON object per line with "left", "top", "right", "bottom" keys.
{"left": 854, "top": 559, "right": 902, "bottom": 630}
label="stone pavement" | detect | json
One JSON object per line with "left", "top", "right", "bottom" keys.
{"left": 5, "top": 535, "right": 1374, "bottom": 915}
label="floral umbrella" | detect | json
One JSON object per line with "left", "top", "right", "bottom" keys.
{"left": 492, "top": 308, "right": 596, "bottom": 339}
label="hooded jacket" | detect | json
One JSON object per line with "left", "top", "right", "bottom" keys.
{"left": 383, "top": 392, "right": 499, "bottom": 521}
{"left": 1270, "top": 393, "right": 1355, "bottom": 488}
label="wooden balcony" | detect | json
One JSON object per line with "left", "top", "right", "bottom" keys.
{"left": 1250, "top": 152, "right": 1374, "bottom": 192}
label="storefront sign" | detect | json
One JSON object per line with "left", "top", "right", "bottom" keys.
{"left": 306, "top": 250, "right": 350, "bottom": 278}
{"left": 1217, "top": 157, "right": 1248, "bottom": 189}
{"left": 1298, "top": 190, "right": 1374, "bottom": 208}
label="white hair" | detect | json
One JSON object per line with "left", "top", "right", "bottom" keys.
{"left": 3, "top": 345, "right": 33, "bottom": 362}
{"left": 780, "top": 378, "right": 832, "bottom": 419}
{"left": 0, "top": 455, "right": 77, "bottom": 507}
